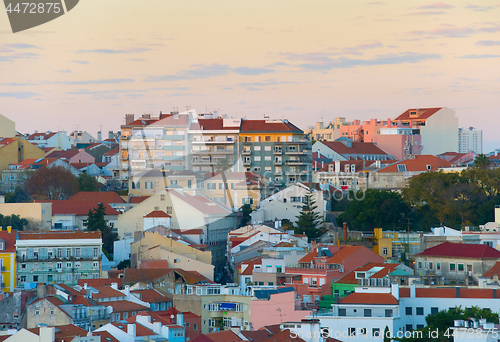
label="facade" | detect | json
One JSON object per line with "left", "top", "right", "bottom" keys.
{"left": 0, "top": 227, "right": 17, "bottom": 293}
{"left": 0, "top": 138, "right": 45, "bottom": 179}
{"left": 394, "top": 107, "right": 459, "bottom": 155}
{"left": 26, "top": 131, "right": 72, "bottom": 150}
{"left": 69, "top": 131, "right": 97, "bottom": 146}
{"left": 414, "top": 242, "right": 500, "bottom": 285}
{"left": 46, "top": 149, "right": 95, "bottom": 164}
{"left": 313, "top": 139, "right": 392, "bottom": 162}
{"left": 239, "top": 119, "right": 312, "bottom": 189}
{"left": 0, "top": 202, "right": 52, "bottom": 231}
{"left": 458, "top": 127, "right": 482, "bottom": 154}
{"left": 0, "top": 113, "right": 16, "bottom": 138}
{"left": 304, "top": 118, "right": 348, "bottom": 142}
{"left": 372, "top": 228, "right": 421, "bottom": 261}
{"left": 16, "top": 230, "right": 102, "bottom": 287}
{"left": 128, "top": 169, "right": 203, "bottom": 196}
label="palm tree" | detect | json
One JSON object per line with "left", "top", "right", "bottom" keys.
{"left": 216, "top": 158, "right": 234, "bottom": 210}
{"left": 474, "top": 154, "right": 491, "bottom": 169}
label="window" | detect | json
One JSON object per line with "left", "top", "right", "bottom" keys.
{"left": 219, "top": 183, "right": 223, "bottom": 189}
{"left": 115, "top": 313, "right": 120, "bottom": 321}
{"left": 437, "top": 262, "right": 441, "bottom": 270}
{"left": 254, "top": 156, "right": 261, "bottom": 162}
{"left": 160, "top": 194, "right": 165, "bottom": 201}
{"left": 385, "top": 309, "right": 393, "bottom": 317}
{"left": 265, "top": 136, "right": 271, "bottom": 142}
{"left": 364, "top": 309, "right": 372, "bottom": 317}
{"left": 56, "top": 262, "right": 62, "bottom": 269}
{"left": 382, "top": 247, "right": 388, "bottom": 256}
{"left": 417, "top": 324, "right": 424, "bottom": 330}
{"left": 265, "top": 145, "right": 271, "bottom": 151}
{"left": 406, "top": 307, "right": 412, "bottom": 315}
{"left": 397, "top": 164, "right": 407, "bottom": 172}
{"left": 57, "top": 248, "right": 62, "bottom": 258}
{"left": 359, "top": 328, "right": 366, "bottom": 335}
{"left": 348, "top": 328, "right": 356, "bottom": 337}
{"left": 372, "top": 328, "right": 380, "bottom": 337}
{"left": 145, "top": 181, "right": 153, "bottom": 189}
{"left": 93, "top": 262, "right": 99, "bottom": 268}
{"left": 75, "top": 248, "right": 81, "bottom": 258}
{"left": 166, "top": 207, "right": 172, "bottom": 215}
{"left": 431, "top": 307, "right": 439, "bottom": 314}
{"left": 21, "top": 263, "right": 26, "bottom": 269}
{"left": 264, "top": 156, "right": 271, "bottom": 161}
{"left": 193, "top": 323, "right": 197, "bottom": 330}
{"left": 406, "top": 324, "right": 413, "bottom": 332}
{"left": 458, "top": 263, "right": 464, "bottom": 271}
{"left": 207, "top": 182, "right": 216, "bottom": 190}
{"left": 339, "top": 308, "right": 346, "bottom": 316}
{"left": 33, "top": 275, "right": 38, "bottom": 282}
{"left": 67, "top": 262, "right": 72, "bottom": 268}
{"left": 416, "top": 307, "right": 424, "bottom": 315}
{"left": 35, "top": 310, "right": 40, "bottom": 315}
{"left": 418, "top": 261, "right": 422, "bottom": 269}
{"left": 254, "top": 145, "right": 261, "bottom": 150}
{"left": 20, "top": 275, "right": 26, "bottom": 282}
{"left": 429, "top": 262, "right": 433, "bottom": 270}
{"left": 450, "top": 263, "right": 456, "bottom": 271}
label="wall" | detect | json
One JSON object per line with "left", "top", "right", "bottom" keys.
{"left": 0, "top": 203, "right": 52, "bottom": 230}
{"left": 420, "top": 108, "right": 459, "bottom": 155}
{"left": 27, "top": 298, "right": 71, "bottom": 329}
{"left": 0, "top": 114, "right": 15, "bottom": 138}
{"left": 251, "top": 291, "right": 312, "bottom": 330}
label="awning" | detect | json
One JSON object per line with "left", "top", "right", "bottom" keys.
{"left": 219, "top": 303, "right": 236, "bottom": 310}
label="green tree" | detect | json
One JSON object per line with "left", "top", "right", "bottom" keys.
{"left": 5, "top": 186, "right": 30, "bottom": 203}
{"left": 24, "top": 166, "right": 78, "bottom": 200}
{"left": 474, "top": 153, "right": 491, "bottom": 169}
{"left": 0, "top": 214, "right": 28, "bottom": 231}
{"left": 117, "top": 259, "right": 130, "bottom": 270}
{"left": 383, "top": 326, "right": 391, "bottom": 342}
{"left": 84, "top": 202, "right": 118, "bottom": 257}
{"left": 78, "top": 173, "right": 99, "bottom": 191}
{"left": 294, "top": 189, "right": 324, "bottom": 240}
{"left": 240, "top": 204, "right": 253, "bottom": 226}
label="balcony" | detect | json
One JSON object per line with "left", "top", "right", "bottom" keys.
{"left": 285, "top": 149, "right": 306, "bottom": 155}
{"left": 286, "top": 159, "right": 306, "bottom": 165}
{"left": 196, "top": 149, "right": 234, "bottom": 155}
{"left": 1, "top": 283, "right": 4, "bottom": 288}
{"left": 191, "top": 160, "right": 214, "bottom": 165}
{"left": 274, "top": 160, "right": 282, "bottom": 165}
{"left": 243, "top": 160, "right": 251, "bottom": 166}
{"left": 1, "top": 266, "right": 5, "bottom": 272}
{"left": 274, "top": 170, "right": 282, "bottom": 175}
{"left": 273, "top": 149, "right": 282, "bottom": 155}
{"left": 242, "top": 150, "right": 251, "bottom": 155}
{"left": 162, "top": 145, "right": 185, "bottom": 151}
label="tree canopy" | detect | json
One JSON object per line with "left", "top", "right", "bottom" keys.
{"left": 294, "top": 189, "right": 324, "bottom": 239}
{"left": 78, "top": 173, "right": 99, "bottom": 191}
{"left": 84, "top": 202, "right": 118, "bottom": 258}
{"left": 0, "top": 214, "right": 28, "bottom": 231}
{"left": 24, "top": 166, "right": 78, "bottom": 200}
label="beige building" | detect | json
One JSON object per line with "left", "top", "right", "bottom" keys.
{"left": 0, "top": 202, "right": 52, "bottom": 230}
{"left": 0, "top": 138, "right": 45, "bottom": 178}
{"left": 131, "top": 232, "right": 214, "bottom": 280}
{"left": 304, "top": 118, "right": 349, "bottom": 141}
{"left": 128, "top": 169, "right": 203, "bottom": 196}
{"left": 0, "top": 114, "right": 15, "bottom": 138}
{"left": 116, "top": 189, "right": 236, "bottom": 273}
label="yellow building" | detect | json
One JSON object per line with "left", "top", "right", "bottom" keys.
{"left": 0, "top": 227, "right": 17, "bottom": 292}
{"left": 373, "top": 228, "right": 421, "bottom": 261}
{"left": 0, "top": 138, "right": 45, "bottom": 178}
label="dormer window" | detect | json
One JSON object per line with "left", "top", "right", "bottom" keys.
{"left": 426, "top": 164, "right": 432, "bottom": 171}
{"left": 0, "top": 241, "right": 4, "bottom": 251}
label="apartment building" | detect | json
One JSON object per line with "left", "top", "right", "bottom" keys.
{"left": 304, "top": 118, "right": 349, "bottom": 142}
{"left": 0, "top": 227, "right": 17, "bottom": 293}
{"left": 240, "top": 119, "right": 312, "bottom": 189}
{"left": 26, "top": 131, "right": 72, "bottom": 150}
{"left": 458, "top": 126, "right": 483, "bottom": 154}
{"left": 0, "top": 137, "right": 45, "bottom": 179}
{"left": 15, "top": 230, "right": 102, "bottom": 287}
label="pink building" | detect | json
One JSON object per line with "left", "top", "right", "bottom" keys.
{"left": 338, "top": 119, "right": 422, "bottom": 160}
{"left": 250, "top": 288, "right": 312, "bottom": 330}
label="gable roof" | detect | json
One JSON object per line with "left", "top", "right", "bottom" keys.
{"left": 144, "top": 210, "right": 171, "bottom": 218}
{"left": 124, "top": 268, "right": 210, "bottom": 285}
{"left": 340, "top": 292, "right": 398, "bottom": 305}
{"left": 27, "top": 132, "right": 57, "bottom": 140}
{"left": 0, "top": 229, "right": 17, "bottom": 253}
{"left": 46, "top": 149, "right": 80, "bottom": 159}
{"left": 240, "top": 119, "right": 302, "bottom": 133}
{"left": 417, "top": 242, "right": 500, "bottom": 259}
{"left": 69, "top": 191, "right": 126, "bottom": 203}
{"left": 193, "top": 330, "right": 244, "bottom": 342}
{"left": 484, "top": 262, "right": 500, "bottom": 278}
{"left": 28, "top": 324, "right": 89, "bottom": 342}
{"left": 376, "top": 155, "right": 452, "bottom": 172}
{"left": 319, "top": 140, "right": 388, "bottom": 156}
{"left": 394, "top": 107, "right": 443, "bottom": 121}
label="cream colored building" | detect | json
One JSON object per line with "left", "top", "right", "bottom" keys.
{"left": 304, "top": 118, "right": 349, "bottom": 142}
{"left": 131, "top": 232, "right": 214, "bottom": 280}
{"left": 0, "top": 202, "right": 52, "bottom": 230}
{"left": 0, "top": 114, "right": 15, "bottom": 138}
{"left": 116, "top": 189, "right": 236, "bottom": 272}
{"left": 128, "top": 169, "right": 203, "bottom": 196}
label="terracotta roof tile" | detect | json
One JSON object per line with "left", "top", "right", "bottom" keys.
{"left": 417, "top": 242, "right": 500, "bottom": 259}
{"left": 240, "top": 120, "right": 302, "bottom": 133}
{"left": 69, "top": 191, "right": 126, "bottom": 203}
{"left": 106, "top": 300, "right": 150, "bottom": 312}
{"left": 484, "top": 261, "right": 500, "bottom": 278}
{"left": 77, "top": 278, "right": 123, "bottom": 288}
{"left": 340, "top": 292, "right": 398, "bottom": 305}
{"left": 36, "top": 200, "right": 120, "bottom": 215}
{"left": 394, "top": 107, "right": 443, "bottom": 121}
{"left": 319, "top": 140, "right": 388, "bottom": 156}
{"left": 144, "top": 210, "right": 171, "bottom": 218}
{"left": 124, "top": 268, "right": 210, "bottom": 285}
{"left": 18, "top": 230, "right": 101, "bottom": 240}
{"left": 377, "top": 155, "right": 452, "bottom": 172}
{"left": 131, "top": 289, "right": 170, "bottom": 303}
{"left": 263, "top": 329, "right": 307, "bottom": 342}
{"left": 129, "top": 196, "right": 150, "bottom": 203}
{"left": 28, "top": 324, "right": 89, "bottom": 342}
{"left": 0, "top": 229, "right": 17, "bottom": 253}
{"left": 198, "top": 118, "right": 240, "bottom": 130}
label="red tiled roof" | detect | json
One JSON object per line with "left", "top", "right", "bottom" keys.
{"left": 129, "top": 196, "right": 150, "bottom": 203}
{"left": 394, "top": 107, "right": 443, "bottom": 121}
{"left": 28, "top": 324, "right": 89, "bottom": 342}
{"left": 484, "top": 262, "right": 500, "bottom": 278}
{"left": 69, "top": 191, "right": 126, "bottom": 203}
{"left": 9, "top": 158, "right": 39, "bottom": 169}
{"left": 240, "top": 119, "right": 302, "bottom": 133}
{"left": 71, "top": 295, "right": 96, "bottom": 306}
{"left": 106, "top": 300, "right": 150, "bottom": 312}
{"left": 46, "top": 149, "right": 80, "bottom": 159}
{"left": 145, "top": 210, "right": 171, "bottom": 218}
{"left": 131, "top": 289, "right": 169, "bottom": 303}
{"left": 77, "top": 278, "right": 123, "bottom": 288}
{"left": 70, "top": 162, "right": 96, "bottom": 169}
{"left": 124, "top": 268, "right": 211, "bottom": 285}
{"left": 27, "top": 132, "right": 57, "bottom": 140}
{"left": 263, "top": 329, "right": 307, "bottom": 342}
{"left": 319, "top": 140, "right": 388, "bottom": 156}
{"left": 0, "top": 229, "right": 17, "bottom": 253}
{"left": 56, "top": 283, "right": 82, "bottom": 297}
{"left": 340, "top": 292, "right": 398, "bottom": 305}
{"left": 193, "top": 330, "right": 244, "bottom": 342}
{"left": 417, "top": 242, "right": 500, "bottom": 259}
{"left": 18, "top": 230, "right": 101, "bottom": 240}
{"left": 36, "top": 200, "right": 120, "bottom": 215}
{"left": 240, "top": 257, "right": 263, "bottom": 276}
{"left": 84, "top": 286, "right": 125, "bottom": 299}
{"left": 377, "top": 155, "right": 452, "bottom": 172}
{"left": 112, "top": 322, "right": 155, "bottom": 337}
{"left": 104, "top": 147, "right": 119, "bottom": 156}
{"left": 93, "top": 331, "right": 120, "bottom": 342}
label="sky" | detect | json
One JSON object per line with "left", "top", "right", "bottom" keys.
{"left": 1, "top": 0, "right": 500, "bottom": 152}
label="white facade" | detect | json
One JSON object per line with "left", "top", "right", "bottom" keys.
{"left": 113, "top": 237, "right": 134, "bottom": 263}
{"left": 420, "top": 107, "right": 459, "bottom": 155}
{"left": 458, "top": 127, "right": 483, "bottom": 154}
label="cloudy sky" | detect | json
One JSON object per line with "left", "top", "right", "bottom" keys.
{"left": 1, "top": 0, "right": 499, "bottom": 151}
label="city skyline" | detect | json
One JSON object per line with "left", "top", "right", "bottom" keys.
{"left": 1, "top": 0, "right": 499, "bottom": 151}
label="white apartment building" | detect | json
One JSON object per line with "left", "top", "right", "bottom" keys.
{"left": 458, "top": 127, "right": 483, "bottom": 154}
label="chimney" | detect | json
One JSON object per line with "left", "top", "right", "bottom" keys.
{"left": 176, "top": 313, "right": 183, "bottom": 326}
{"left": 127, "top": 323, "right": 136, "bottom": 337}
{"left": 111, "top": 282, "right": 118, "bottom": 290}
{"left": 343, "top": 222, "right": 348, "bottom": 240}
{"left": 456, "top": 287, "right": 460, "bottom": 298}
{"left": 410, "top": 284, "right": 416, "bottom": 298}
{"left": 335, "top": 160, "right": 340, "bottom": 173}
{"left": 124, "top": 285, "right": 130, "bottom": 297}
{"left": 83, "top": 283, "right": 88, "bottom": 290}
{"left": 495, "top": 149, "right": 498, "bottom": 157}
{"left": 36, "top": 283, "right": 46, "bottom": 298}
{"left": 97, "top": 131, "right": 102, "bottom": 142}
{"left": 152, "top": 321, "right": 161, "bottom": 334}
{"left": 391, "top": 282, "right": 399, "bottom": 300}
{"left": 125, "top": 114, "right": 134, "bottom": 125}
{"left": 7, "top": 226, "right": 11, "bottom": 233}
{"left": 86, "top": 288, "right": 92, "bottom": 299}
{"left": 159, "top": 111, "right": 163, "bottom": 119}
{"left": 334, "top": 293, "right": 339, "bottom": 304}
